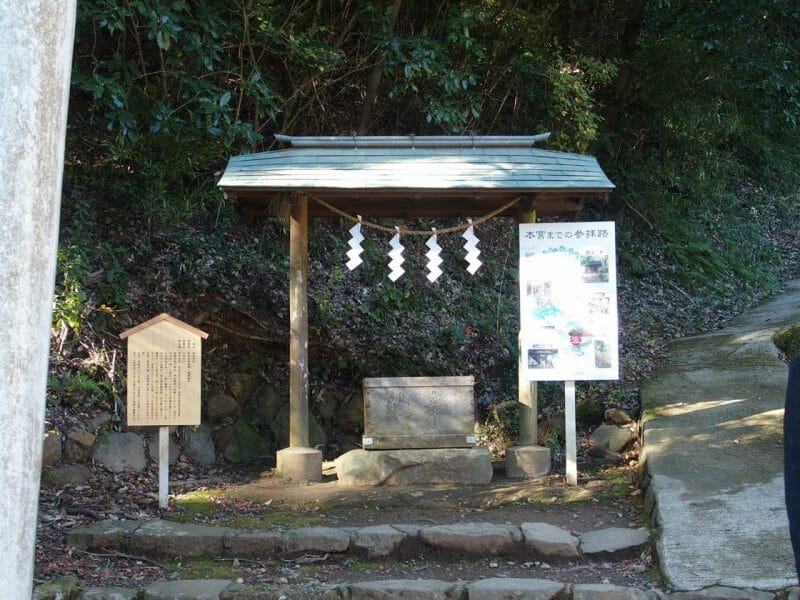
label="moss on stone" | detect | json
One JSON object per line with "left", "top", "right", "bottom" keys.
{"left": 168, "top": 556, "right": 241, "bottom": 580}
{"left": 33, "top": 576, "right": 81, "bottom": 600}
{"left": 773, "top": 323, "right": 800, "bottom": 358}
{"left": 173, "top": 489, "right": 222, "bottom": 516}
{"left": 224, "top": 419, "right": 272, "bottom": 464}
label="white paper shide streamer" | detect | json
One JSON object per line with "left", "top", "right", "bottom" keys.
{"left": 345, "top": 221, "right": 364, "bottom": 271}
{"left": 462, "top": 222, "right": 482, "bottom": 274}
{"left": 342, "top": 214, "right": 484, "bottom": 281}
{"left": 387, "top": 229, "right": 405, "bottom": 281}
{"left": 425, "top": 230, "right": 443, "bottom": 282}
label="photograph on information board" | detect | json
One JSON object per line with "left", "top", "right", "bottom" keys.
{"left": 519, "top": 222, "right": 619, "bottom": 381}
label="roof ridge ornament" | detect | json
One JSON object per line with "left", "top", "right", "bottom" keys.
{"left": 273, "top": 133, "right": 551, "bottom": 149}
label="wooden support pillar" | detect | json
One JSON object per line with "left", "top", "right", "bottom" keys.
{"left": 289, "top": 193, "right": 309, "bottom": 448}
{"left": 279, "top": 193, "right": 322, "bottom": 481}
{"left": 517, "top": 356, "right": 537, "bottom": 444}
{"left": 517, "top": 198, "right": 538, "bottom": 446}
{"left": 505, "top": 195, "right": 551, "bottom": 478}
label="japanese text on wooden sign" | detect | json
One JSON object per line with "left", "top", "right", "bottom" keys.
{"left": 519, "top": 222, "right": 619, "bottom": 381}
{"left": 123, "top": 317, "right": 204, "bottom": 426}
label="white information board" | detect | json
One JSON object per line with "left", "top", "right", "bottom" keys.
{"left": 519, "top": 221, "right": 619, "bottom": 382}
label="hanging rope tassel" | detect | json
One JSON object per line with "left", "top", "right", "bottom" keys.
{"left": 426, "top": 228, "right": 443, "bottom": 282}
{"left": 388, "top": 227, "right": 405, "bottom": 281}
{"left": 463, "top": 220, "right": 482, "bottom": 274}
{"left": 345, "top": 217, "right": 364, "bottom": 271}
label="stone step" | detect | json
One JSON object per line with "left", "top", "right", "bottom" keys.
{"left": 35, "top": 577, "right": 786, "bottom": 600}
{"left": 66, "top": 519, "right": 650, "bottom": 562}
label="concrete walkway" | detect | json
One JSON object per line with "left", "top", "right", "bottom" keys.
{"left": 642, "top": 279, "right": 800, "bottom": 591}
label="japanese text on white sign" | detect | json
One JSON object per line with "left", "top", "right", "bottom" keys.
{"left": 519, "top": 222, "right": 619, "bottom": 381}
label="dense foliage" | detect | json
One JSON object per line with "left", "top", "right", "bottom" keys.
{"left": 57, "top": 0, "right": 800, "bottom": 441}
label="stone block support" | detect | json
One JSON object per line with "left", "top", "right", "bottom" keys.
{"left": 505, "top": 445, "right": 551, "bottom": 479}
{"left": 277, "top": 446, "right": 322, "bottom": 482}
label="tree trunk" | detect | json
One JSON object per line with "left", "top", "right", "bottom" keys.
{"left": 609, "top": 0, "right": 644, "bottom": 129}
{"left": 357, "top": 0, "right": 403, "bottom": 134}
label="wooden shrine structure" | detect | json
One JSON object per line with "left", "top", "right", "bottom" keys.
{"left": 217, "top": 134, "right": 614, "bottom": 480}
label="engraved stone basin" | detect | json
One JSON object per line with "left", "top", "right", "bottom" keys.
{"left": 362, "top": 376, "right": 475, "bottom": 450}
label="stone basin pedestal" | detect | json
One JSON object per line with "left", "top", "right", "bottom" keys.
{"left": 335, "top": 447, "right": 492, "bottom": 486}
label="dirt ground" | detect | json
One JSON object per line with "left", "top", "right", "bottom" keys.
{"left": 35, "top": 459, "right": 660, "bottom": 591}
{"left": 216, "top": 462, "right": 643, "bottom": 532}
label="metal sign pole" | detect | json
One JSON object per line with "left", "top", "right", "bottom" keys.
{"left": 159, "top": 426, "right": 169, "bottom": 509}
{"left": 565, "top": 380, "right": 577, "bottom": 485}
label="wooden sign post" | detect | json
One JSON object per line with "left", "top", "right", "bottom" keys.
{"left": 120, "top": 314, "right": 208, "bottom": 508}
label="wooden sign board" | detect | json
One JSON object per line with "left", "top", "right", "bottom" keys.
{"left": 120, "top": 314, "right": 208, "bottom": 427}
{"left": 362, "top": 376, "right": 475, "bottom": 450}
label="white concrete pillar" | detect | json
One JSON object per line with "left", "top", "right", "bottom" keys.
{"left": 0, "top": 2, "right": 76, "bottom": 597}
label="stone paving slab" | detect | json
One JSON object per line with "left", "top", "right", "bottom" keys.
{"left": 223, "top": 530, "right": 283, "bottom": 557}
{"left": 78, "top": 587, "right": 140, "bottom": 600}
{"left": 572, "top": 583, "right": 659, "bottom": 600}
{"left": 52, "top": 578, "right": 768, "bottom": 600}
{"left": 143, "top": 579, "right": 233, "bottom": 599}
{"left": 521, "top": 522, "right": 579, "bottom": 559}
{"left": 350, "top": 524, "right": 408, "bottom": 558}
{"left": 579, "top": 527, "right": 649, "bottom": 557}
{"left": 418, "top": 522, "right": 522, "bottom": 555}
{"left": 67, "top": 519, "right": 140, "bottom": 551}
{"left": 66, "top": 519, "right": 648, "bottom": 562}
{"left": 641, "top": 280, "right": 800, "bottom": 591}
{"left": 347, "top": 579, "right": 460, "bottom": 599}
{"left": 220, "top": 582, "right": 340, "bottom": 599}
{"left": 130, "top": 520, "right": 233, "bottom": 557}
{"left": 465, "top": 577, "right": 565, "bottom": 599}
{"left": 283, "top": 525, "right": 351, "bottom": 554}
